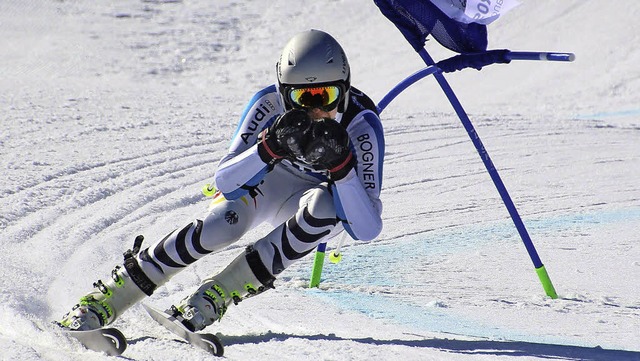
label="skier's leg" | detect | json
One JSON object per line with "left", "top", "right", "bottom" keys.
{"left": 175, "top": 185, "right": 341, "bottom": 331}
{"left": 58, "top": 195, "right": 257, "bottom": 331}
{"left": 254, "top": 185, "right": 342, "bottom": 276}
{"left": 135, "top": 194, "right": 258, "bottom": 285}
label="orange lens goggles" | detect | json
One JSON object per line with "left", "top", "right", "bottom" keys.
{"left": 288, "top": 86, "right": 342, "bottom": 110}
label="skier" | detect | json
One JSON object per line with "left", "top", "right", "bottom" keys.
{"left": 59, "top": 29, "right": 385, "bottom": 333}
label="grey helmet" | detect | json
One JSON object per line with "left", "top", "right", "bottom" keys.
{"left": 276, "top": 29, "right": 351, "bottom": 112}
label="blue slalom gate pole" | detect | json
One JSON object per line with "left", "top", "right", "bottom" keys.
{"left": 416, "top": 48, "right": 558, "bottom": 298}
{"left": 367, "top": 0, "right": 575, "bottom": 297}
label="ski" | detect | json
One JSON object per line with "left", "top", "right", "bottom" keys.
{"left": 142, "top": 303, "right": 224, "bottom": 357}
{"left": 62, "top": 327, "right": 127, "bottom": 356}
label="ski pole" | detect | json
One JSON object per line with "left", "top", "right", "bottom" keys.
{"left": 309, "top": 233, "right": 349, "bottom": 287}
{"left": 328, "top": 232, "right": 348, "bottom": 264}
{"left": 309, "top": 242, "right": 327, "bottom": 288}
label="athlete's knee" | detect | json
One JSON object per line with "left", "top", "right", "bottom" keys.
{"left": 135, "top": 204, "right": 253, "bottom": 285}
{"left": 199, "top": 202, "right": 253, "bottom": 249}
{"left": 300, "top": 186, "right": 336, "bottom": 221}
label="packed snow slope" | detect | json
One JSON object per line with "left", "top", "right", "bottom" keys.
{"left": 1, "top": 1, "right": 639, "bottom": 360}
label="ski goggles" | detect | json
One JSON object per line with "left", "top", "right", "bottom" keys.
{"left": 286, "top": 85, "right": 343, "bottom": 111}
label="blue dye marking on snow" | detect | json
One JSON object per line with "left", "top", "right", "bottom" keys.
{"left": 575, "top": 109, "right": 640, "bottom": 120}
{"left": 526, "top": 207, "right": 640, "bottom": 235}
{"left": 307, "top": 288, "right": 474, "bottom": 334}
{"left": 306, "top": 207, "right": 640, "bottom": 290}
{"left": 307, "top": 288, "right": 573, "bottom": 346}
{"left": 296, "top": 206, "right": 640, "bottom": 345}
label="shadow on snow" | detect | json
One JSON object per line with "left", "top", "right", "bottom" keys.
{"left": 219, "top": 332, "right": 640, "bottom": 361}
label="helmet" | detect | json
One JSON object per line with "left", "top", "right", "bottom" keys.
{"left": 276, "top": 30, "right": 351, "bottom": 112}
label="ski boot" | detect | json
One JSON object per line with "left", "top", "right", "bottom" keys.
{"left": 59, "top": 236, "right": 158, "bottom": 330}
{"left": 172, "top": 246, "right": 275, "bottom": 331}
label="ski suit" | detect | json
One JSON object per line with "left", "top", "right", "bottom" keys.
{"left": 134, "top": 84, "right": 385, "bottom": 288}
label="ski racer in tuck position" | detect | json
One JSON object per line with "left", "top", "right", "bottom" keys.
{"left": 59, "top": 29, "right": 385, "bottom": 333}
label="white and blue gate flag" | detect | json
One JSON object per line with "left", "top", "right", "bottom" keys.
{"left": 373, "top": 0, "right": 518, "bottom": 53}
{"left": 430, "top": 0, "right": 519, "bottom": 25}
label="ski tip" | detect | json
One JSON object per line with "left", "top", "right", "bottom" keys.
{"left": 142, "top": 303, "right": 224, "bottom": 357}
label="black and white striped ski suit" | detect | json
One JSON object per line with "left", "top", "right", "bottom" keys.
{"left": 135, "top": 84, "right": 384, "bottom": 287}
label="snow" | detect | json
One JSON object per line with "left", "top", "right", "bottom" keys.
{"left": 1, "top": 0, "right": 639, "bottom": 360}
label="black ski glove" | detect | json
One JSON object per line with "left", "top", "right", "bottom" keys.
{"left": 257, "top": 109, "right": 312, "bottom": 165}
{"left": 303, "top": 118, "right": 356, "bottom": 181}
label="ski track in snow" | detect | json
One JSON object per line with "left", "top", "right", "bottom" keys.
{"left": 1, "top": 0, "right": 639, "bottom": 360}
